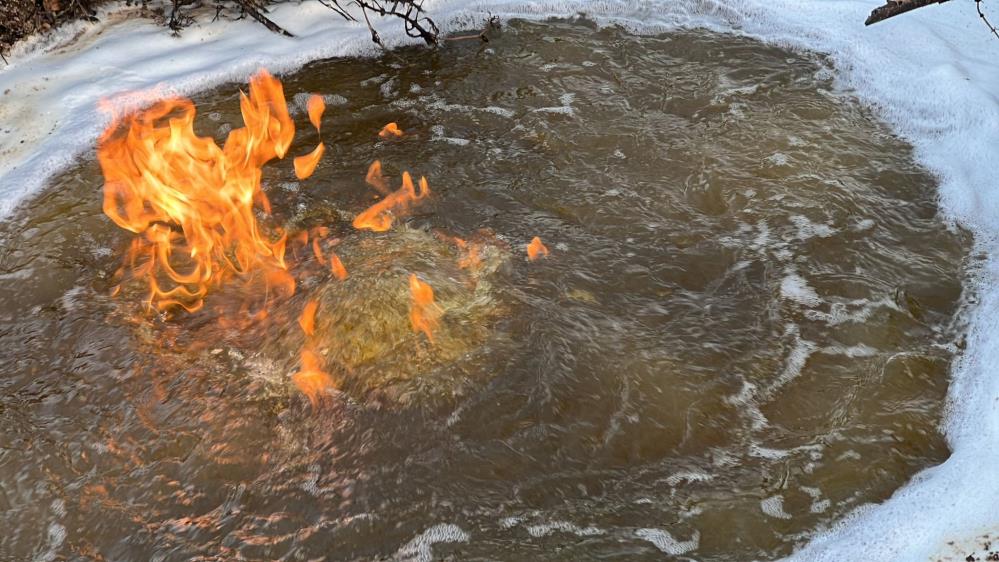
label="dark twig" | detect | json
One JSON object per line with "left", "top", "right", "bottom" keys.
{"left": 167, "top": 0, "right": 195, "bottom": 33}
{"left": 977, "top": 0, "right": 999, "bottom": 39}
{"left": 354, "top": 0, "right": 438, "bottom": 45}
{"left": 866, "top": 0, "right": 951, "bottom": 25}
{"left": 445, "top": 14, "right": 500, "bottom": 43}
{"left": 235, "top": 0, "right": 293, "bottom": 37}
{"left": 360, "top": 4, "right": 384, "bottom": 50}
{"left": 316, "top": 0, "right": 355, "bottom": 22}
{"left": 1, "top": 51, "right": 8, "bottom": 65}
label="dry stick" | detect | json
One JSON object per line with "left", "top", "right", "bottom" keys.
{"left": 356, "top": 0, "right": 438, "bottom": 45}
{"left": 235, "top": 0, "right": 294, "bottom": 37}
{"left": 316, "top": 0, "right": 356, "bottom": 22}
{"left": 360, "top": 5, "right": 385, "bottom": 49}
{"left": 1, "top": 51, "right": 7, "bottom": 65}
{"left": 977, "top": 0, "right": 999, "bottom": 39}
{"left": 445, "top": 15, "right": 500, "bottom": 43}
{"left": 865, "top": 0, "right": 952, "bottom": 25}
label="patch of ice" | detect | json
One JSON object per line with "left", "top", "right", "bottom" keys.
{"left": 761, "top": 495, "right": 793, "bottom": 520}
{"left": 395, "top": 523, "right": 469, "bottom": 562}
{"left": 665, "top": 471, "right": 714, "bottom": 486}
{"left": 635, "top": 528, "right": 699, "bottom": 555}
{"left": 525, "top": 521, "right": 604, "bottom": 538}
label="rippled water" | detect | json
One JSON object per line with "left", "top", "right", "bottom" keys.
{"left": 0, "top": 19, "right": 972, "bottom": 560}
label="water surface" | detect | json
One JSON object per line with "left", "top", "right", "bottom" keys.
{"left": 0, "top": 19, "right": 971, "bottom": 561}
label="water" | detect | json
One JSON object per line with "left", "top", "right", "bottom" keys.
{"left": 0, "top": 19, "right": 972, "bottom": 560}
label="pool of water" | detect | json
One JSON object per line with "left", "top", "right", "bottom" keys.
{"left": 0, "top": 19, "right": 972, "bottom": 561}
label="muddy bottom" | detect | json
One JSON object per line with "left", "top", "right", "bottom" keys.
{"left": 0, "top": 18, "right": 972, "bottom": 561}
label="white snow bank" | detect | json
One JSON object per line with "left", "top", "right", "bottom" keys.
{"left": 2, "top": 0, "right": 999, "bottom": 559}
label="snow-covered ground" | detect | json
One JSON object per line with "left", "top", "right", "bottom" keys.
{"left": 1, "top": 1, "right": 998, "bottom": 559}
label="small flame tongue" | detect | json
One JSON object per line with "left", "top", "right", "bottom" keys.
{"left": 292, "top": 348, "right": 334, "bottom": 408}
{"left": 409, "top": 273, "right": 441, "bottom": 342}
{"left": 99, "top": 69, "right": 295, "bottom": 312}
{"left": 527, "top": 236, "right": 549, "bottom": 261}
{"left": 353, "top": 171, "right": 431, "bottom": 232}
{"left": 378, "top": 122, "right": 404, "bottom": 139}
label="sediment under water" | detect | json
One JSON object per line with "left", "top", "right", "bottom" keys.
{"left": 0, "top": 19, "right": 972, "bottom": 561}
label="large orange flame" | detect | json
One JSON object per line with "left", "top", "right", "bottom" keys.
{"left": 99, "top": 69, "right": 296, "bottom": 312}
{"left": 409, "top": 273, "right": 440, "bottom": 342}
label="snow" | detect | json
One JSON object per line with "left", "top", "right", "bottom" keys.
{"left": 2, "top": 0, "right": 999, "bottom": 559}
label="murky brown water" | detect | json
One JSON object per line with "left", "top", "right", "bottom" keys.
{"left": 0, "top": 19, "right": 972, "bottom": 561}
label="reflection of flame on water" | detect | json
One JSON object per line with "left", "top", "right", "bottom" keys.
{"left": 99, "top": 69, "right": 516, "bottom": 405}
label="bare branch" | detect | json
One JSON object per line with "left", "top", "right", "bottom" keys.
{"left": 235, "top": 0, "right": 293, "bottom": 37}
{"left": 445, "top": 15, "right": 500, "bottom": 43}
{"left": 866, "top": 0, "right": 951, "bottom": 26}
{"left": 355, "top": 0, "right": 439, "bottom": 45}
{"left": 977, "top": 0, "right": 999, "bottom": 39}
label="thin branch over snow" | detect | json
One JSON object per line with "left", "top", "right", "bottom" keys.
{"left": 866, "top": 0, "right": 999, "bottom": 40}
{"left": 865, "top": 0, "right": 952, "bottom": 25}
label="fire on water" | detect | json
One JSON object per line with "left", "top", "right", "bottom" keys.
{"left": 97, "top": 69, "right": 548, "bottom": 405}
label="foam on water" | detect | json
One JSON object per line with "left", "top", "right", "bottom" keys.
{"left": 2, "top": 0, "right": 999, "bottom": 559}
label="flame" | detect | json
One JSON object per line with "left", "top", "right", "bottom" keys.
{"left": 365, "top": 160, "right": 391, "bottom": 195}
{"left": 310, "top": 227, "right": 328, "bottom": 262}
{"left": 409, "top": 273, "right": 440, "bottom": 342}
{"left": 294, "top": 94, "right": 326, "bottom": 179}
{"left": 527, "top": 236, "right": 549, "bottom": 261}
{"left": 98, "top": 69, "right": 295, "bottom": 312}
{"left": 294, "top": 143, "right": 325, "bottom": 179}
{"left": 292, "top": 348, "right": 334, "bottom": 407}
{"left": 294, "top": 295, "right": 334, "bottom": 407}
{"left": 330, "top": 253, "right": 348, "bottom": 280}
{"left": 299, "top": 299, "right": 318, "bottom": 336}
{"left": 379, "top": 122, "right": 403, "bottom": 139}
{"left": 353, "top": 172, "right": 431, "bottom": 232}
{"left": 100, "top": 69, "right": 458, "bottom": 406}
{"left": 306, "top": 94, "right": 325, "bottom": 132}
{"left": 452, "top": 237, "right": 482, "bottom": 270}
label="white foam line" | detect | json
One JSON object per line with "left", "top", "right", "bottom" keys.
{"left": 2, "top": 1, "right": 998, "bottom": 559}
